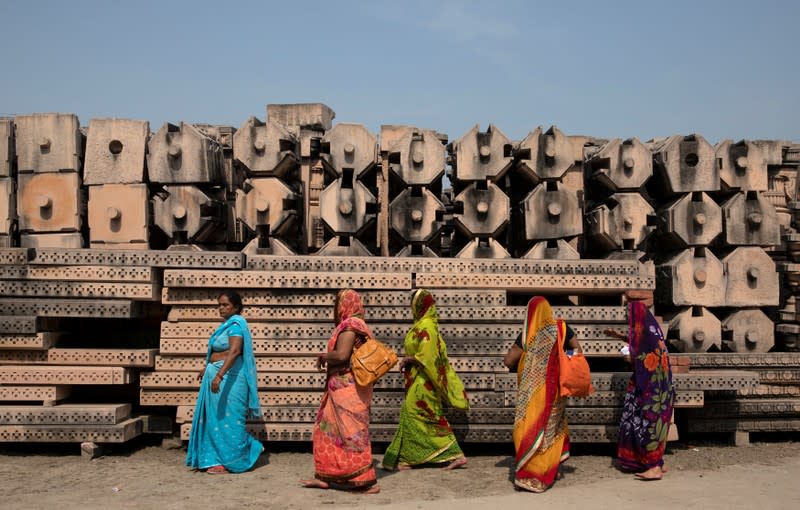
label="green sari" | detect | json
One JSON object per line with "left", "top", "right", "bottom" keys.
{"left": 382, "top": 289, "right": 469, "bottom": 469}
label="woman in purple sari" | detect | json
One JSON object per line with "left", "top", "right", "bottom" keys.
{"left": 609, "top": 299, "right": 675, "bottom": 480}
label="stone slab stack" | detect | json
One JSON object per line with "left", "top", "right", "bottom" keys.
{"left": 681, "top": 352, "right": 800, "bottom": 444}
{"left": 0, "top": 248, "right": 241, "bottom": 444}
{"left": 140, "top": 254, "right": 752, "bottom": 443}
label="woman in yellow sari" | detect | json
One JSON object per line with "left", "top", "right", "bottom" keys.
{"left": 382, "top": 289, "right": 469, "bottom": 471}
{"left": 503, "top": 296, "right": 576, "bottom": 493}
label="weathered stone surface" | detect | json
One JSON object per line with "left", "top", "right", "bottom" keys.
{"left": 455, "top": 237, "right": 511, "bottom": 259}
{"left": 15, "top": 113, "right": 82, "bottom": 173}
{"left": 752, "top": 140, "right": 791, "bottom": 166}
{"left": 0, "top": 118, "right": 14, "bottom": 177}
{"left": 522, "top": 239, "right": 581, "bottom": 260}
{"left": 522, "top": 181, "right": 583, "bottom": 240}
{"left": 321, "top": 123, "right": 377, "bottom": 178}
{"left": 88, "top": 183, "right": 149, "bottom": 245}
{"left": 233, "top": 117, "right": 298, "bottom": 176}
{"left": 20, "top": 233, "right": 84, "bottom": 248}
{"left": 721, "top": 191, "right": 780, "bottom": 246}
{"left": 650, "top": 134, "right": 719, "bottom": 195}
{"left": 657, "top": 192, "right": 722, "bottom": 247}
{"left": 587, "top": 192, "right": 655, "bottom": 252}
{"left": 0, "top": 178, "right": 15, "bottom": 239}
{"left": 381, "top": 125, "right": 446, "bottom": 187}
{"left": 152, "top": 185, "right": 225, "bottom": 243}
{"left": 585, "top": 138, "right": 653, "bottom": 191}
{"left": 657, "top": 248, "right": 725, "bottom": 307}
{"left": 516, "top": 126, "right": 581, "bottom": 182}
{"left": 316, "top": 236, "right": 374, "bottom": 257}
{"left": 83, "top": 118, "right": 149, "bottom": 185}
{"left": 267, "top": 103, "right": 335, "bottom": 132}
{"left": 716, "top": 139, "right": 768, "bottom": 191}
{"left": 666, "top": 306, "right": 722, "bottom": 352}
{"left": 318, "top": 178, "right": 376, "bottom": 236}
{"left": 234, "top": 177, "right": 300, "bottom": 236}
{"left": 449, "top": 124, "right": 513, "bottom": 182}
{"left": 147, "top": 123, "right": 224, "bottom": 184}
{"left": 453, "top": 181, "right": 509, "bottom": 238}
{"left": 389, "top": 187, "right": 445, "bottom": 244}
{"left": 722, "top": 247, "right": 779, "bottom": 307}
{"left": 721, "top": 308, "right": 775, "bottom": 353}
{"left": 17, "top": 172, "right": 83, "bottom": 233}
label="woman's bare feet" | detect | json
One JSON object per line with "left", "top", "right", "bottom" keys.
{"left": 634, "top": 466, "right": 663, "bottom": 480}
{"left": 300, "top": 479, "right": 330, "bottom": 489}
{"left": 442, "top": 456, "right": 468, "bottom": 471}
{"left": 358, "top": 485, "right": 381, "bottom": 494}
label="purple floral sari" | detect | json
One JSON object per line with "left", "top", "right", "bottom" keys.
{"left": 617, "top": 301, "right": 676, "bottom": 471}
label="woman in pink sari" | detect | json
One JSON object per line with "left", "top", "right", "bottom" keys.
{"left": 300, "top": 289, "right": 379, "bottom": 494}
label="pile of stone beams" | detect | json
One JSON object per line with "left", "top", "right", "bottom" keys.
{"left": 0, "top": 247, "right": 159, "bottom": 443}
{"left": 142, "top": 254, "right": 757, "bottom": 444}
{"left": 0, "top": 248, "right": 242, "bottom": 445}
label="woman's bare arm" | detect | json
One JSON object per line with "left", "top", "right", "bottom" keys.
{"left": 504, "top": 344, "right": 523, "bottom": 371}
{"left": 211, "top": 336, "right": 243, "bottom": 393}
{"left": 316, "top": 330, "right": 357, "bottom": 371}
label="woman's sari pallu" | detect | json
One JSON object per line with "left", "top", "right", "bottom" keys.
{"left": 617, "top": 301, "right": 676, "bottom": 472}
{"left": 186, "top": 314, "right": 263, "bottom": 472}
{"left": 512, "top": 297, "right": 570, "bottom": 493}
{"left": 312, "top": 289, "right": 377, "bottom": 488}
{"left": 382, "top": 289, "right": 469, "bottom": 470}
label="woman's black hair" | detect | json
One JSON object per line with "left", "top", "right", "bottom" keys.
{"left": 218, "top": 289, "right": 244, "bottom": 314}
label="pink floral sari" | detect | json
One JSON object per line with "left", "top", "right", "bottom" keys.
{"left": 311, "top": 289, "right": 377, "bottom": 487}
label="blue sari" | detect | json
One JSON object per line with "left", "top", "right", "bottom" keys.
{"left": 186, "top": 314, "right": 263, "bottom": 472}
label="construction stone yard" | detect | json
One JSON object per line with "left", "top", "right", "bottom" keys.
{"left": 1, "top": 103, "right": 799, "bottom": 509}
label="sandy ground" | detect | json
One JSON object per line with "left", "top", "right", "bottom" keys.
{"left": 2, "top": 438, "right": 800, "bottom": 510}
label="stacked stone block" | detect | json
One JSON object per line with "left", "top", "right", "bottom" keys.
{"left": 15, "top": 114, "right": 85, "bottom": 248}
{"left": 84, "top": 118, "right": 151, "bottom": 249}
{"left": 233, "top": 114, "right": 302, "bottom": 255}
{"left": 0, "top": 119, "right": 16, "bottom": 247}
{"left": 646, "top": 134, "right": 780, "bottom": 353}
{"left": 384, "top": 125, "right": 448, "bottom": 256}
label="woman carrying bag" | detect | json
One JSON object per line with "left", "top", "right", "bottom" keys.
{"left": 503, "top": 296, "right": 585, "bottom": 493}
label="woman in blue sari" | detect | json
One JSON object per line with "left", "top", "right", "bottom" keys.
{"left": 186, "top": 290, "right": 263, "bottom": 474}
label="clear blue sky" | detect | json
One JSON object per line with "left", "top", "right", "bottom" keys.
{"left": 1, "top": 0, "right": 798, "bottom": 144}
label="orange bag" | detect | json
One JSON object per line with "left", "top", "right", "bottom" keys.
{"left": 350, "top": 336, "right": 398, "bottom": 387}
{"left": 557, "top": 320, "right": 595, "bottom": 398}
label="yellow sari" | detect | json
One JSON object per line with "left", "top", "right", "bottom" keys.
{"left": 512, "top": 296, "right": 570, "bottom": 492}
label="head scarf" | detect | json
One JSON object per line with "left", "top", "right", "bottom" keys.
{"left": 512, "top": 296, "right": 569, "bottom": 490}
{"left": 411, "top": 288, "right": 437, "bottom": 322}
{"left": 405, "top": 289, "right": 468, "bottom": 410}
{"left": 329, "top": 288, "right": 372, "bottom": 346}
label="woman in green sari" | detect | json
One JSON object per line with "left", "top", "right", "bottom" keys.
{"left": 382, "top": 289, "right": 469, "bottom": 471}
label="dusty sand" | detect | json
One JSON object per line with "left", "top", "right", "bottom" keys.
{"left": 1, "top": 438, "right": 799, "bottom": 510}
